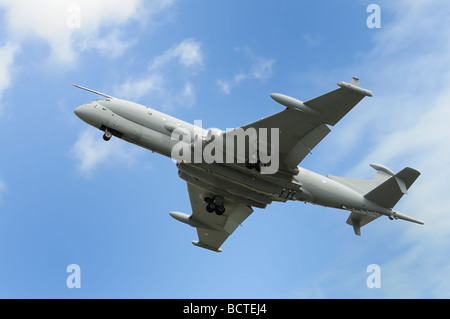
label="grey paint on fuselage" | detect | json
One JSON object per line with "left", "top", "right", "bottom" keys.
{"left": 295, "top": 168, "right": 389, "bottom": 213}
{"left": 73, "top": 79, "right": 422, "bottom": 251}
{"left": 75, "top": 98, "right": 200, "bottom": 158}
{"left": 75, "top": 98, "right": 391, "bottom": 214}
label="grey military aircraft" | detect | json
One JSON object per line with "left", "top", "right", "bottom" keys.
{"left": 73, "top": 77, "right": 423, "bottom": 252}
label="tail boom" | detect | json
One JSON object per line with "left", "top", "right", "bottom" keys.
{"left": 390, "top": 210, "right": 424, "bottom": 225}
{"left": 331, "top": 164, "right": 422, "bottom": 235}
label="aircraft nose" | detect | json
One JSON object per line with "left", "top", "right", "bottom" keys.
{"left": 74, "top": 104, "right": 88, "bottom": 119}
{"left": 74, "top": 102, "right": 102, "bottom": 128}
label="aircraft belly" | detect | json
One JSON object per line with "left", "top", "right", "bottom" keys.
{"left": 178, "top": 171, "right": 268, "bottom": 208}
{"left": 177, "top": 162, "right": 301, "bottom": 205}
{"left": 296, "top": 168, "right": 364, "bottom": 209}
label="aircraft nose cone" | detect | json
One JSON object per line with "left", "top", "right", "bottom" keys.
{"left": 74, "top": 103, "right": 102, "bottom": 128}
{"left": 74, "top": 104, "right": 87, "bottom": 119}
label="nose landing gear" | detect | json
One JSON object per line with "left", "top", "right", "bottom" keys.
{"left": 103, "top": 130, "right": 112, "bottom": 141}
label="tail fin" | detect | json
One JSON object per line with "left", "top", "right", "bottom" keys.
{"left": 329, "top": 164, "right": 422, "bottom": 236}
{"left": 364, "top": 167, "right": 420, "bottom": 208}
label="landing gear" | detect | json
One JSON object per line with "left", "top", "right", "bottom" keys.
{"left": 245, "top": 157, "right": 261, "bottom": 172}
{"left": 206, "top": 201, "right": 216, "bottom": 213}
{"left": 215, "top": 205, "right": 225, "bottom": 215}
{"left": 204, "top": 196, "right": 225, "bottom": 215}
{"left": 103, "top": 130, "right": 112, "bottom": 141}
{"left": 388, "top": 214, "right": 399, "bottom": 221}
{"left": 245, "top": 161, "right": 256, "bottom": 169}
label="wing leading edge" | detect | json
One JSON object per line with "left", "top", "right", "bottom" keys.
{"left": 238, "top": 77, "right": 373, "bottom": 173}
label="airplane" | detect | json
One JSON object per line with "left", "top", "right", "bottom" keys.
{"left": 73, "top": 77, "right": 423, "bottom": 252}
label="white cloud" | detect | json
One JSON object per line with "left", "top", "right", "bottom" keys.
{"left": 77, "top": 28, "right": 136, "bottom": 59}
{"left": 117, "top": 73, "right": 165, "bottom": 101}
{"left": 302, "top": 34, "right": 321, "bottom": 48}
{"left": 0, "top": 0, "right": 155, "bottom": 64}
{"left": 71, "top": 128, "right": 141, "bottom": 178}
{"left": 216, "top": 47, "right": 275, "bottom": 94}
{"left": 149, "top": 38, "right": 204, "bottom": 71}
{"left": 0, "top": 42, "right": 20, "bottom": 113}
{"left": 115, "top": 38, "right": 203, "bottom": 109}
{"left": 216, "top": 80, "right": 231, "bottom": 95}
{"left": 0, "top": 0, "right": 176, "bottom": 110}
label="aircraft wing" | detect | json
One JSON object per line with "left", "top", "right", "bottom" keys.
{"left": 184, "top": 182, "right": 253, "bottom": 252}
{"left": 237, "top": 78, "right": 373, "bottom": 174}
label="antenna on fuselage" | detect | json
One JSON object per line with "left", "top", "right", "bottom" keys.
{"left": 72, "top": 84, "right": 116, "bottom": 99}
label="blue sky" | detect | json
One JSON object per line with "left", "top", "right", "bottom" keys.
{"left": 0, "top": 0, "right": 449, "bottom": 298}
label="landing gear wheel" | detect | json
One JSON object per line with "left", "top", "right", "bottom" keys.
{"left": 206, "top": 202, "right": 216, "bottom": 213}
{"left": 245, "top": 161, "right": 256, "bottom": 169}
{"left": 215, "top": 205, "right": 225, "bottom": 215}
{"left": 103, "top": 130, "right": 112, "bottom": 141}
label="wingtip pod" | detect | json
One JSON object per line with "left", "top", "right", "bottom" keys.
{"left": 192, "top": 240, "right": 223, "bottom": 253}
{"left": 337, "top": 80, "right": 373, "bottom": 97}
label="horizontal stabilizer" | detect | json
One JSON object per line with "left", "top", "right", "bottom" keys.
{"left": 370, "top": 163, "right": 395, "bottom": 182}
{"left": 365, "top": 167, "right": 420, "bottom": 208}
{"left": 328, "top": 163, "right": 394, "bottom": 195}
{"left": 346, "top": 211, "right": 381, "bottom": 236}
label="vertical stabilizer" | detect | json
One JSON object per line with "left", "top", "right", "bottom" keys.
{"left": 364, "top": 167, "right": 420, "bottom": 209}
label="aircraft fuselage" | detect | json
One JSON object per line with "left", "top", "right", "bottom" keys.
{"left": 74, "top": 98, "right": 392, "bottom": 218}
